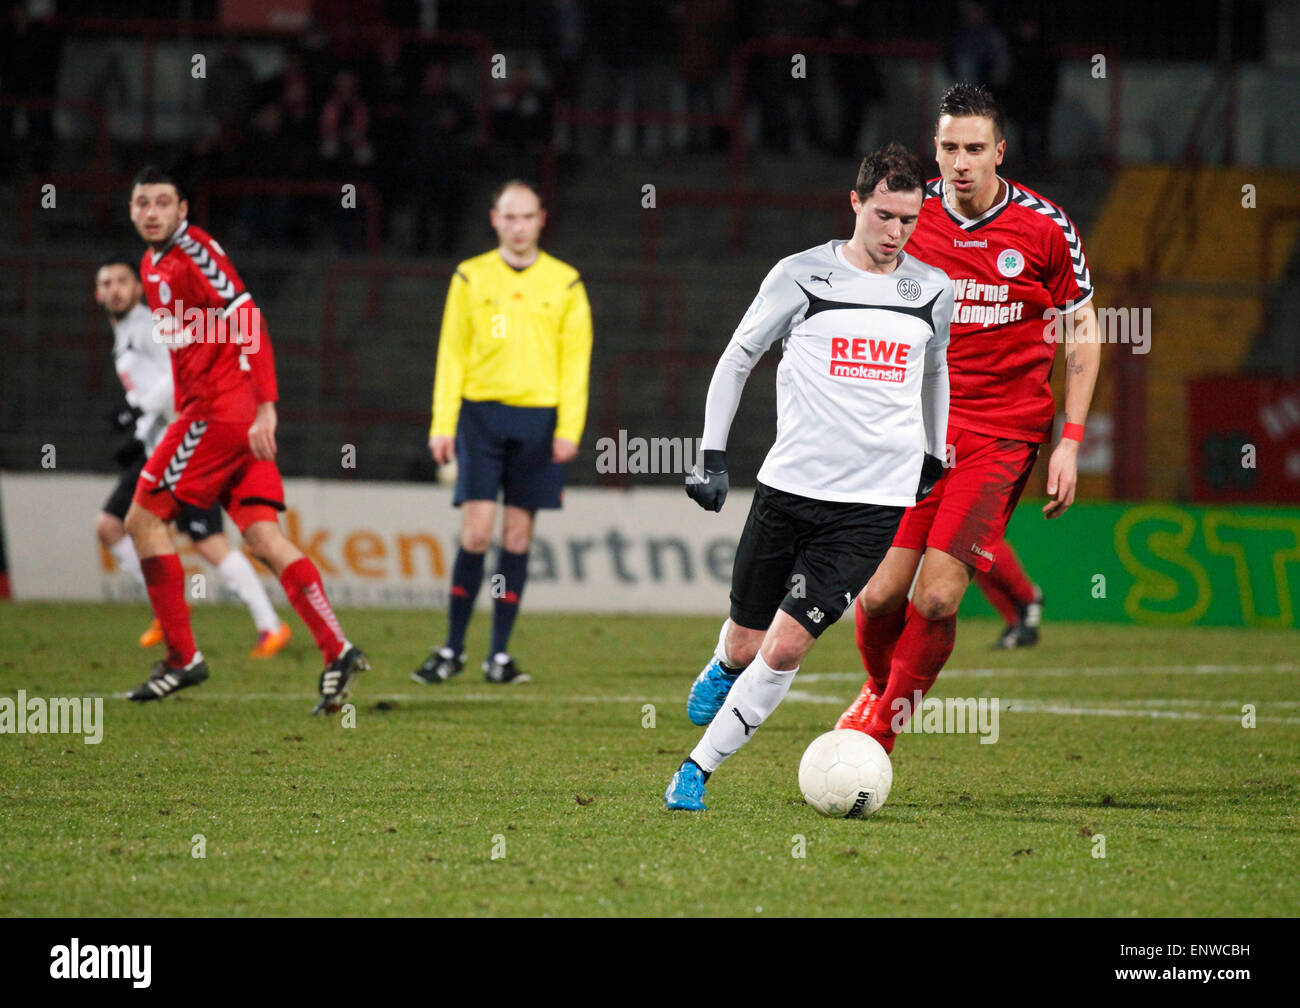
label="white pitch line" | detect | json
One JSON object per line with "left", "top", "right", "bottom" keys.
{"left": 1078, "top": 698, "right": 1300, "bottom": 709}
{"left": 98, "top": 691, "right": 1300, "bottom": 724}
{"left": 109, "top": 692, "right": 674, "bottom": 704}
{"left": 994, "top": 699, "right": 1300, "bottom": 725}
{"left": 795, "top": 663, "right": 1298, "bottom": 683}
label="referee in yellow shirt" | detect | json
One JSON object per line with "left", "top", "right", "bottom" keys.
{"left": 416, "top": 180, "right": 593, "bottom": 685}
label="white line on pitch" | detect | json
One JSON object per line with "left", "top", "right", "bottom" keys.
{"left": 795, "top": 663, "right": 1298, "bottom": 683}
{"left": 105, "top": 691, "right": 1300, "bottom": 724}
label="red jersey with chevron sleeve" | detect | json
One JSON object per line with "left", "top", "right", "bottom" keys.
{"left": 905, "top": 177, "right": 1093, "bottom": 443}
{"left": 139, "top": 220, "right": 278, "bottom": 424}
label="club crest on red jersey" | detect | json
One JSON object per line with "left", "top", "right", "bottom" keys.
{"left": 996, "top": 249, "right": 1025, "bottom": 278}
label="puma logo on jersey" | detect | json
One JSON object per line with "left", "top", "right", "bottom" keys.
{"left": 809, "top": 272, "right": 833, "bottom": 286}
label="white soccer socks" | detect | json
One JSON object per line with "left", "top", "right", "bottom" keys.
{"left": 217, "top": 551, "right": 280, "bottom": 634}
{"left": 691, "top": 651, "right": 798, "bottom": 773}
{"left": 108, "top": 536, "right": 144, "bottom": 585}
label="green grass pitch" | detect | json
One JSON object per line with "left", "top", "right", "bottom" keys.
{"left": 1, "top": 603, "right": 1296, "bottom": 917}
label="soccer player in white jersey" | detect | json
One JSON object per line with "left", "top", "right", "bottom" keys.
{"left": 93, "top": 258, "right": 291, "bottom": 659}
{"left": 664, "top": 144, "right": 954, "bottom": 811}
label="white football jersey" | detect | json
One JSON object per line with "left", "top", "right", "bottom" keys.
{"left": 112, "top": 302, "right": 175, "bottom": 454}
{"left": 708, "top": 240, "right": 952, "bottom": 506}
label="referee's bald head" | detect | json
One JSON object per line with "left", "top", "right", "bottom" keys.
{"left": 491, "top": 179, "right": 543, "bottom": 210}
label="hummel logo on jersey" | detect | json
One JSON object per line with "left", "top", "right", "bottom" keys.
{"left": 806, "top": 606, "right": 824, "bottom": 624}
{"left": 731, "top": 706, "right": 759, "bottom": 736}
{"left": 809, "top": 272, "right": 833, "bottom": 286}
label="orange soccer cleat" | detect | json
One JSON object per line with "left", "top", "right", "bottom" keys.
{"left": 835, "top": 683, "right": 882, "bottom": 733}
{"left": 249, "top": 622, "right": 292, "bottom": 659}
{"left": 138, "top": 618, "right": 164, "bottom": 648}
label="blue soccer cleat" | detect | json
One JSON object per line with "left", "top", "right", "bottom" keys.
{"left": 687, "top": 657, "right": 740, "bottom": 726}
{"left": 665, "top": 760, "right": 708, "bottom": 811}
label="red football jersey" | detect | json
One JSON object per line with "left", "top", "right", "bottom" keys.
{"left": 139, "top": 221, "right": 278, "bottom": 424}
{"left": 905, "top": 177, "right": 1093, "bottom": 443}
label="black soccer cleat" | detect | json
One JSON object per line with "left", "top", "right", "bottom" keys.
{"left": 411, "top": 646, "right": 465, "bottom": 685}
{"left": 483, "top": 653, "right": 531, "bottom": 684}
{"left": 995, "top": 589, "right": 1043, "bottom": 649}
{"left": 313, "top": 642, "right": 369, "bottom": 715}
{"left": 128, "top": 653, "right": 210, "bottom": 701}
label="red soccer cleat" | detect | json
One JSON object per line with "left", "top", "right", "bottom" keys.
{"left": 835, "top": 683, "right": 882, "bottom": 733}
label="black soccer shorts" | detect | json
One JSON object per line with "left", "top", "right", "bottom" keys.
{"left": 729, "top": 482, "right": 904, "bottom": 639}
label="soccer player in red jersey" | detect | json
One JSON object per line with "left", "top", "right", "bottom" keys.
{"left": 837, "top": 84, "right": 1100, "bottom": 748}
{"left": 121, "top": 166, "right": 369, "bottom": 713}
{"left": 975, "top": 537, "right": 1043, "bottom": 648}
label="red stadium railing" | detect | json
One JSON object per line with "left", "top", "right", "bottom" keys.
{"left": 41, "top": 19, "right": 1123, "bottom": 201}
{"left": 725, "top": 37, "right": 941, "bottom": 198}
{"left": 640, "top": 187, "right": 843, "bottom": 264}
{"left": 190, "top": 178, "right": 385, "bottom": 255}
{"left": 0, "top": 95, "right": 112, "bottom": 178}
{"left": 0, "top": 253, "right": 111, "bottom": 396}
{"left": 53, "top": 17, "right": 496, "bottom": 150}
{"left": 18, "top": 174, "right": 385, "bottom": 258}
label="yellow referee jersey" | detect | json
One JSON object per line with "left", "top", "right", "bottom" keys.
{"left": 430, "top": 249, "right": 593, "bottom": 444}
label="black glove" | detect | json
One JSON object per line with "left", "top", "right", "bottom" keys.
{"left": 113, "top": 436, "right": 146, "bottom": 469}
{"left": 917, "top": 453, "right": 945, "bottom": 503}
{"left": 110, "top": 403, "right": 143, "bottom": 433}
{"left": 685, "top": 449, "right": 729, "bottom": 512}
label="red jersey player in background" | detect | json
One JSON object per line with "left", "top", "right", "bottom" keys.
{"left": 122, "top": 166, "right": 369, "bottom": 714}
{"left": 976, "top": 536, "right": 1043, "bottom": 648}
{"left": 837, "top": 84, "right": 1100, "bottom": 747}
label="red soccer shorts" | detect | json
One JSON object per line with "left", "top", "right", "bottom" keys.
{"left": 893, "top": 426, "right": 1038, "bottom": 573}
{"left": 133, "top": 417, "right": 285, "bottom": 532}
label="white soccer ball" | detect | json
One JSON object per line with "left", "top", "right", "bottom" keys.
{"left": 798, "top": 729, "right": 892, "bottom": 819}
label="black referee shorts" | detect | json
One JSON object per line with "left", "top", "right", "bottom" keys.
{"left": 453, "top": 399, "right": 565, "bottom": 510}
{"left": 730, "top": 482, "right": 904, "bottom": 639}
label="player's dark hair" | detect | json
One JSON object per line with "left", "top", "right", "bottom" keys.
{"left": 854, "top": 142, "right": 925, "bottom": 202}
{"left": 936, "top": 83, "right": 1005, "bottom": 141}
{"left": 491, "top": 178, "right": 543, "bottom": 208}
{"left": 131, "top": 164, "right": 187, "bottom": 201}
{"left": 98, "top": 254, "right": 140, "bottom": 279}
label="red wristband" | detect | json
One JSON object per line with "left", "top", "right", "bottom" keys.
{"left": 1062, "top": 422, "right": 1085, "bottom": 442}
